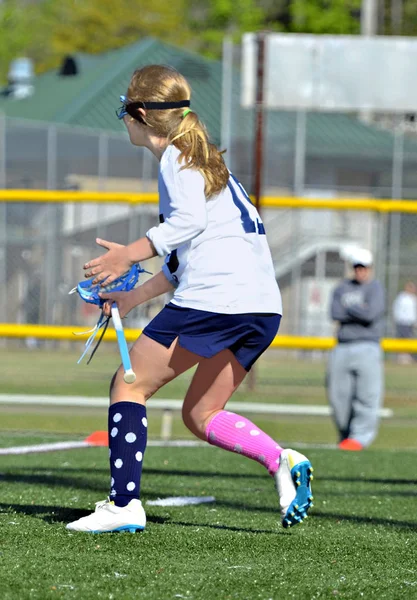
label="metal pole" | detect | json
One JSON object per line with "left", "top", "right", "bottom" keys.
{"left": 315, "top": 251, "right": 326, "bottom": 345}
{"left": 45, "top": 125, "right": 58, "bottom": 328}
{"left": 253, "top": 32, "right": 266, "bottom": 214}
{"left": 97, "top": 133, "right": 109, "bottom": 239}
{"left": 46, "top": 125, "right": 57, "bottom": 190}
{"left": 0, "top": 113, "right": 7, "bottom": 333}
{"left": 98, "top": 133, "right": 109, "bottom": 191}
{"left": 290, "top": 110, "right": 307, "bottom": 339}
{"left": 360, "top": 0, "right": 378, "bottom": 123}
{"left": 294, "top": 110, "right": 306, "bottom": 197}
{"left": 248, "top": 32, "right": 266, "bottom": 391}
{"left": 221, "top": 37, "right": 233, "bottom": 168}
{"left": 388, "top": 119, "right": 404, "bottom": 312}
{"left": 0, "top": 111, "right": 5, "bottom": 188}
{"left": 361, "top": 0, "right": 378, "bottom": 35}
{"left": 376, "top": 211, "right": 389, "bottom": 308}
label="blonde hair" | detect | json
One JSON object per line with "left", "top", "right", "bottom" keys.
{"left": 127, "top": 65, "right": 229, "bottom": 198}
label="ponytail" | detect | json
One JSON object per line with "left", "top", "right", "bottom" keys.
{"left": 169, "top": 111, "right": 229, "bottom": 198}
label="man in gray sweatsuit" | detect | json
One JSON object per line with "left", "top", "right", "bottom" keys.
{"left": 327, "top": 248, "right": 385, "bottom": 450}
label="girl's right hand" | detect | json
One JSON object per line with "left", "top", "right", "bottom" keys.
{"left": 99, "top": 290, "right": 139, "bottom": 319}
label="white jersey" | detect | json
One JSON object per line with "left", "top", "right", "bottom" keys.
{"left": 146, "top": 145, "right": 282, "bottom": 315}
{"left": 393, "top": 291, "right": 417, "bottom": 326}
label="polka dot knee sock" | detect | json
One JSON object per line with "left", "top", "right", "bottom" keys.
{"left": 205, "top": 411, "right": 283, "bottom": 476}
{"left": 108, "top": 401, "right": 147, "bottom": 507}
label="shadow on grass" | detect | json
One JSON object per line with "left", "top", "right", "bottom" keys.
{"left": 0, "top": 465, "right": 268, "bottom": 480}
{"left": 144, "top": 494, "right": 417, "bottom": 531}
{"left": 0, "top": 472, "right": 107, "bottom": 492}
{"left": 0, "top": 502, "right": 167, "bottom": 525}
{"left": 324, "top": 488, "right": 417, "bottom": 498}
{"left": 0, "top": 502, "right": 280, "bottom": 535}
{"left": 320, "top": 476, "right": 417, "bottom": 485}
{"left": 313, "top": 510, "right": 417, "bottom": 530}
{"left": 162, "top": 519, "right": 281, "bottom": 536}
{"left": 2, "top": 501, "right": 416, "bottom": 534}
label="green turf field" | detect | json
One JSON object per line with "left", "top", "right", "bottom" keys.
{"left": 1, "top": 347, "right": 417, "bottom": 409}
{"left": 1, "top": 347, "right": 417, "bottom": 449}
{"left": 1, "top": 347, "right": 417, "bottom": 599}
{"left": 0, "top": 440, "right": 416, "bottom": 599}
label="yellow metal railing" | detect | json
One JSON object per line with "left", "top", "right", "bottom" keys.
{"left": 1, "top": 324, "right": 417, "bottom": 353}
{"left": 2, "top": 190, "right": 417, "bottom": 349}
{"left": 2, "top": 189, "right": 417, "bottom": 212}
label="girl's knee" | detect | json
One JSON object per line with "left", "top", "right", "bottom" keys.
{"left": 109, "top": 368, "right": 150, "bottom": 405}
{"left": 182, "top": 407, "right": 217, "bottom": 440}
{"left": 182, "top": 407, "right": 197, "bottom": 434}
{"left": 181, "top": 408, "right": 203, "bottom": 439}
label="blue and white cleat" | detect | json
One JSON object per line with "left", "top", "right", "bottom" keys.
{"left": 66, "top": 498, "right": 146, "bottom": 533}
{"left": 274, "top": 449, "right": 314, "bottom": 529}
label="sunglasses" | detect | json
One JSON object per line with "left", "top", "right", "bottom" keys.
{"left": 116, "top": 95, "right": 190, "bottom": 122}
{"left": 115, "top": 95, "right": 145, "bottom": 123}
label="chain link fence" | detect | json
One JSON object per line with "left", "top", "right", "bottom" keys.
{"left": 2, "top": 39, "right": 417, "bottom": 344}
{"left": 1, "top": 193, "right": 417, "bottom": 344}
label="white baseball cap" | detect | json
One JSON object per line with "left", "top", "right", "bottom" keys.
{"left": 350, "top": 248, "right": 373, "bottom": 267}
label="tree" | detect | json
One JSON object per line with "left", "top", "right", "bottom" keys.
{"left": 290, "top": 0, "right": 361, "bottom": 34}
{"left": 38, "top": 0, "right": 190, "bottom": 72}
{"left": 0, "top": 0, "right": 191, "bottom": 83}
{"left": 0, "top": 1, "right": 48, "bottom": 84}
{"left": 186, "top": 0, "right": 277, "bottom": 58}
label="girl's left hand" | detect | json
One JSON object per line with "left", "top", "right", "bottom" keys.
{"left": 84, "top": 238, "right": 132, "bottom": 285}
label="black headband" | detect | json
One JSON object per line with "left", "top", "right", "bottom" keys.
{"left": 128, "top": 99, "right": 190, "bottom": 111}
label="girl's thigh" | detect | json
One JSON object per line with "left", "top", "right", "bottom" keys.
{"left": 110, "top": 333, "right": 201, "bottom": 404}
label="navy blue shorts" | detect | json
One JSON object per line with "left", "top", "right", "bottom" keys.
{"left": 142, "top": 303, "right": 281, "bottom": 371}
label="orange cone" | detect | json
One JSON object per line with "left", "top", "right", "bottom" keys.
{"left": 338, "top": 438, "right": 363, "bottom": 451}
{"left": 84, "top": 431, "right": 109, "bottom": 447}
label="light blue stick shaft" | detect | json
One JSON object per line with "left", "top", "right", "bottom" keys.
{"left": 111, "top": 303, "right": 136, "bottom": 384}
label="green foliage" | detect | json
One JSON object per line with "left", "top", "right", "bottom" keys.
{"left": 402, "top": 0, "right": 417, "bottom": 36}
{"left": 0, "top": 0, "right": 190, "bottom": 84}
{"left": 0, "top": 1, "right": 42, "bottom": 83}
{"left": 186, "top": 0, "right": 271, "bottom": 58}
{"left": 36, "top": 0, "right": 190, "bottom": 74}
{"left": 290, "top": 0, "right": 361, "bottom": 34}
{"left": 47, "top": 0, "right": 189, "bottom": 54}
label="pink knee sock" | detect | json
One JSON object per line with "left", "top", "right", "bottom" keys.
{"left": 205, "top": 411, "right": 283, "bottom": 475}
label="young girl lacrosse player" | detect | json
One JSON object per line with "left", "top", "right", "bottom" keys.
{"left": 67, "top": 65, "right": 314, "bottom": 533}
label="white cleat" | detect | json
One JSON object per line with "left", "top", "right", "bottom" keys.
{"left": 66, "top": 498, "right": 146, "bottom": 533}
{"left": 274, "top": 448, "right": 314, "bottom": 529}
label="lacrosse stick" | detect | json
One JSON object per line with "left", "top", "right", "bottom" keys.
{"left": 69, "top": 264, "right": 148, "bottom": 383}
{"left": 111, "top": 302, "right": 136, "bottom": 383}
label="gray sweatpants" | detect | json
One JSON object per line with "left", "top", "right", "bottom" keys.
{"left": 326, "top": 341, "right": 384, "bottom": 447}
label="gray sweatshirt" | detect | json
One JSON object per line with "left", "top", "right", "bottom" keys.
{"left": 330, "top": 278, "right": 385, "bottom": 343}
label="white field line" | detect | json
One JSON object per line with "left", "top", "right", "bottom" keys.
{"left": 0, "top": 441, "right": 91, "bottom": 455}
{"left": 0, "top": 438, "right": 341, "bottom": 455}
{"left": 0, "top": 439, "right": 205, "bottom": 455}
{"left": 0, "top": 394, "right": 394, "bottom": 418}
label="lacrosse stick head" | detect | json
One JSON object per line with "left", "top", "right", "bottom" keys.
{"left": 70, "top": 263, "right": 144, "bottom": 307}
{"left": 69, "top": 263, "right": 149, "bottom": 366}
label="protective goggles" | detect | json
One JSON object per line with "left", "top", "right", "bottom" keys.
{"left": 116, "top": 95, "right": 190, "bottom": 122}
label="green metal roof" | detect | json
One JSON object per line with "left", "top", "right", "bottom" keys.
{"left": 0, "top": 38, "right": 223, "bottom": 143}
{"left": 242, "top": 108, "right": 417, "bottom": 161}
{"left": 2, "top": 37, "right": 417, "bottom": 160}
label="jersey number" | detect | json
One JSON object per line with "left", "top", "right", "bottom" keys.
{"left": 228, "top": 174, "right": 265, "bottom": 235}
